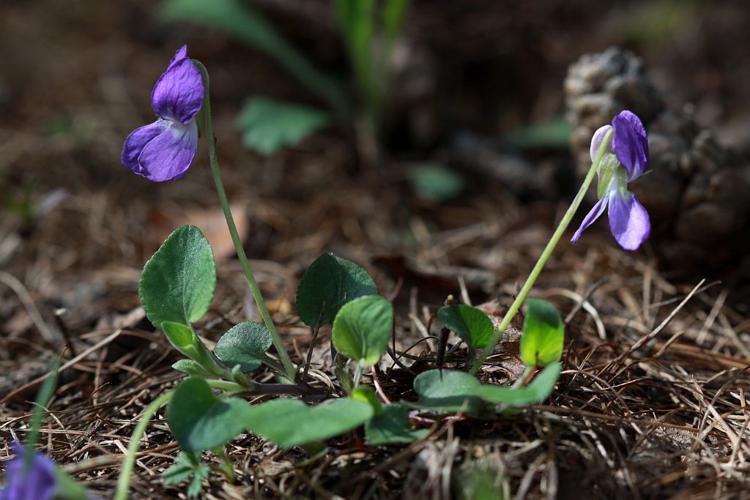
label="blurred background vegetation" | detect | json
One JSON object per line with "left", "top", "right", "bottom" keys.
{"left": 1, "top": 0, "right": 748, "bottom": 289}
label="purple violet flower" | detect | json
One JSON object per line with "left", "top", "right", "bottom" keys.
{"left": 0, "top": 442, "right": 57, "bottom": 500}
{"left": 572, "top": 110, "right": 651, "bottom": 251}
{"left": 122, "top": 46, "right": 205, "bottom": 182}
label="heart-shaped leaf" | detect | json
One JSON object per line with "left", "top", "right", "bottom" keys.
{"left": 413, "top": 362, "right": 561, "bottom": 410}
{"left": 167, "top": 378, "right": 250, "bottom": 453}
{"left": 332, "top": 295, "right": 393, "bottom": 366}
{"left": 214, "top": 322, "right": 272, "bottom": 372}
{"left": 438, "top": 304, "right": 494, "bottom": 349}
{"left": 140, "top": 225, "right": 216, "bottom": 328}
{"left": 296, "top": 253, "right": 378, "bottom": 327}
{"left": 520, "top": 299, "right": 564, "bottom": 367}
{"left": 243, "top": 398, "right": 373, "bottom": 447}
{"left": 236, "top": 97, "right": 329, "bottom": 155}
{"left": 365, "top": 404, "right": 429, "bottom": 446}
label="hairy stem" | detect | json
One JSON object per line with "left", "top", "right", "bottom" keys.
{"left": 471, "top": 128, "right": 614, "bottom": 374}
{"left": 193, "top": 61, "right": 297, "bottom": 381}
{"left": 114, "top": 391, "right": 173, "bottom": 500}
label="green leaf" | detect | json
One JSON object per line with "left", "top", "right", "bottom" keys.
{"left": 53, "top": 467, "right": 90, "bottom": 500}
{"left": 161, "top": 321, "right": 196, "bottom": 352}
{"left": 332, "top": 295, "right": 393, "bottom": 366}
{"left": 214, "top": 322, "right": 272, "bottom": 372}
{"left": 140, "top": 225, "right": 216, "bottom": 328}
{"left": 172, "top": 359, "right": 214, "bottom": 378}
{"left": 236, "top": 97, "right": 329, "bottom": 155}
{"left": 162, "top": 322, "right": 222, "bottom": 376}
{"left": 334, "top": 0, "right": 376, "bottom": 103}
{"left": 163, "top": 452, "right": 209, "bottom": 499}
{"left": 365, "top": 404, "right": 429, "bottom": 446}
{"left": 334, "top": 354, "right": 354, "bottom": 394}
{"left": 475, "top": 363, "right": 561, "bottom": 404}
{"left": 407, "top": 164, "right": 464, "bottom": 202}
{"left": 504, "top": 116, "right": 571, "bottom": 149}
{"left": 352, "top": 385, "right": 382, "bottom": 414}
{"left": 453, "top": 457, "right": 509, "bottom": 500}
{"left": 188, "top": 471, "right": 206, "bottom": 499}
{"left": 163, "top": 453, "right": 197, "bottom": 485}
{"left": 243, "top": 398, "right": 373, "bottom": 448}
{"left": 383, "top": 0, "right": 409, "bottom": 43}
{"left": 296, "top": 253, "right": 378, "bottom": 327}
{"left": 413, "top": 363, "right": 561, "bottom": 409}
{"left": 159, "top": 0, "right": 347, "bottom": 115}
{"left": 438, "top": 304, "right": 494, "bottom": 349}
{"left": 412, "top": 369, "right": 484, "bottom": 412}
{"left": 25, "top": 356, "right": 60, "bottom": 463}
{"left": 520, "top": 299, "right": 564, "bottom": 367}
{"left": 167, "top": 378, "right": 251, "bottom": 454}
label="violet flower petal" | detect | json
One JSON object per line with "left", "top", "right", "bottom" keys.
{"left": 611, "top": 110, "right": 648, "bottom": 181}
{"left": 589, "top": 124, "right": 613, "bottom": 162}
{"left": 150, "top": 45, "right": 204, "bottom": 124}
{"left": 607, "top": 191, "right": 650, "bottom": 250}
{"left": 136, "top": 121, "right": 198, "bottom": 182}
{"left": 121, "top": 121, "right": 164, "bottom": 175}
{"left": 571, "top": 196, "right": 608, "bottom": 243}
{"left": 1, "top": 442, "right": 57, "bottom": 500}
{"left": 167, "top": 45, "right": 188, "bottom": 69}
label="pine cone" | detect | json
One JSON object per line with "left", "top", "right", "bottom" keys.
{"left": 565, "top": 47, "right": 750, "bottom": 272}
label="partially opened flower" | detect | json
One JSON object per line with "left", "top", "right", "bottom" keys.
{"left": 122, "top": 46, "right": 204, "bottom": 182}
{"left": 572, "top": 110, "right": 651, "bottom": 250}
{"left": 0, "top": 442, "right": 56, "bottom": 500}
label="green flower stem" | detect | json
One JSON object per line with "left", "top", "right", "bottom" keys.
{"left": 114, "top": 391, "right": 173, "bottom": 500}
{"left": 470, "top": 128, "right": 614, "bottom": 375}
{"left": 193, "top": 61, "right": 296, "bottom": 381}
{"left": 205, "top": 379, "right": 246, "bottom": 393}
{"left": 215, "top": 446, "right": 235, "bottom": 482}
{"left": 353, "top": 364, "right": 363, "bottom": 390}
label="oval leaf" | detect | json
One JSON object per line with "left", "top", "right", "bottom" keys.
{"left": 413, "top": 363, "right": 561, "bottom": 409}
{"left": 140, "top": 225, "right": 216, "bottom": 328}
{"left": 407, "top": 164, "right": 464, "bottom": 202}
{"left": 438, "top": 304, "right": 494, "bottom": 349}
{"left": 332, "top": 295, "right": 393, "bottom": 366}
{"left": 167, "top": 377, "right": 251, "bottom": 453}
{"left": 243, "top": 398, "right": 373, "bottom": 448}
{"left": 476, "top": 362, "right": 561, "bottom": 405}
{"left": 413, "top": 369, "right": 483, "bottom": 411}
{"left": 296, "top": 253, "right": 378, "bottom": 327}
{"left": 214, "top": 322, "right": 272, "bottom": 372}
{"left": 365, "top": 404, "right": 429, "bottom": 446}
{"left": 236, "top": 97, "right": 329, "bottom": 155}
{"left": 520, "top": 299, "right": 564, "bottom": 367}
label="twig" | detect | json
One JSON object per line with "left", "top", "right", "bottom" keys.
{"left": 0, "top": 270, "right": 59, "bottom": 345}
{"left": 2, "top": 329, "right": 123, "bottom": 403}
{"left": 599, "top": 279, "right": 706, "bottom": 376}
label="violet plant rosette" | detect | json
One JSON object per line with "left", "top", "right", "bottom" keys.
{"left": 121, "top": 45, "right": 204, "bottom": 182}
{"left": 0, "top": 442, "right": 57, "bottom": 500}
{"left": 571, "top": 110, "right": 651, "bottom": 250}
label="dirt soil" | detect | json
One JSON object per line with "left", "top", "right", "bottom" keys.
{"left": 1, "top": 1, "right": 750, "bottom": 499}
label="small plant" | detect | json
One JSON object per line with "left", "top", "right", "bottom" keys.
{"left": 158, "top": 0, "right": 410, "bottom": 158}
{"left": 114, "top": 47, "right": 652, "bottom": 498}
